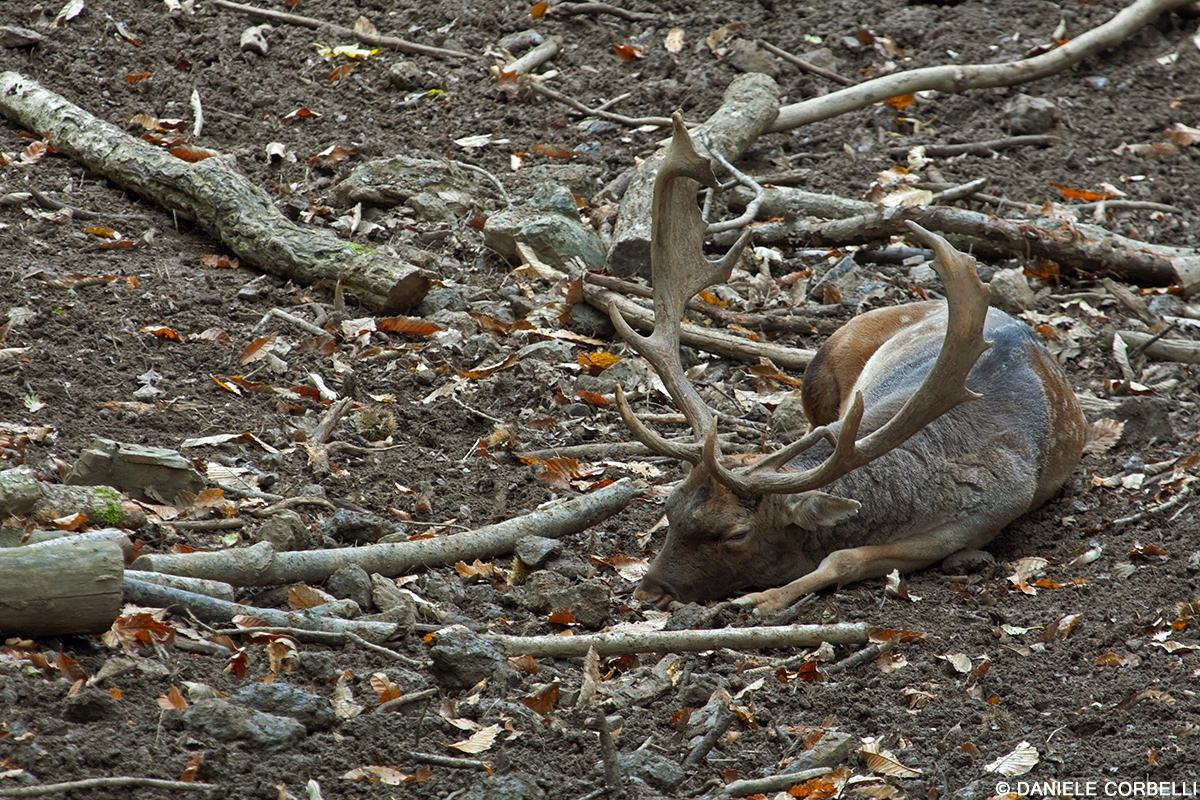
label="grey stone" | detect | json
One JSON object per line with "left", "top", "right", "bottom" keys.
{"left": 547, "top": 551, "right": 591, "bottom": 580}
{"left": 516, "top": 570, "right": 571, "bottom": 614}
{"left": 529, "top": 184, "right": 578, "bottom": 217}
{"left": 1113, "top": 397, "right": 1174, "bottom": 446}
{"left": 182, "top": 698, "right": 307, "bottom": 752}
{"left": 429, "top": 628, "right": 511, "bottom": 690}
{"left": 781, "top": 730, "right": 854, "bottom": 773}
{"left": 566, "top": 302, "right": 615, "bottom": 339}
{"left": 62, "top": 688, "right": 120, "bottom": 723}
{"left": 316, "top": 509, "right": 393, "bottom": 545}
{"left": 228, "top": 683, "right": 336, "bottom": 732}
{"left": 989, "top": 267, "right": 1037, "bottom": 313}
{"left": 254, "top": 509, "right": 311, "bottom": 552}
{"left": 619, "top": 749, "right": 685, "bottom": 791}
{"left": 326, "top": 564, "right": 373, "bottom": 611}
{"left": 518, "top": 340, "right": 573, "bottom": 363}
{"left": 471, "top": 774, "right": 546, "bottom": 800}
{"left": 519, "top": 164, "right": 602, "bottom": 200}
{"left": 370, "top": 573, "right": 418, "bottom": 628}
{"left": 724, "top": 39, "right": 779, "bottom": 77}
{"left": 407, "top": 191, "right": 455, "bottom": 224}
{"left": 1005, "top": 94, "right": 1058, "bottom": 135}
{"left": 483, "top": 197, "right": 607, "bottom": 271}
{"left": 770, "top": 390, "right": 808, "bottom": 434}
{"left": 514, "top": 535, "right": 562, "bottom": 569}
{"left": 332, "top": 154, "right": 501, "bottom": 210}
{"left": 542, "top": 581, "right": 610, "bottom": 629}
{"left": 65, "top": 437, "right": 205, "bottom": 504}
{"left": 414, "top": 286, "right": 468, "bottom": 316}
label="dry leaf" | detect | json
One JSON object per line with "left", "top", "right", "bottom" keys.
{"left": 157, "top": 685, "right": 188, "bottom": 710}
{"left": 1083, "top": 418, "right": 1124, "bottom": 454}
{"left": 884, "top": 93, "right": 914, "bottom": 110}
{"left": 664, "top": 28, "right": 685, "bottom": 53}
{"left": 141, "top": 325, "right": 182, "bottom": 343}
{"left": 860, "top": 742, "right": 922, "bottom": 778}
{"left": 937, "top": 653, "right": 972, "bottom": 674}
{"left": 983, "top": 740, "right": 1039, "bottom": 776}
{"left": 529, "top": 2, "right": 547, "bottom": 19}
{"left": 1050, "top": 181, "right": 1115, "bottom": 202}
{"left": 1163, "top": 123, "right": 1200, "bottom": 147}
{"left": 377, "top": 316, "right": 442, "bottom": 336}
{"left": 612, "top": 43, "right": 645, "bottom": 61}
{"left": 578, "top": 352, "right": 620, "bottom": 374}
{"left": 447, "top": 723, "right": 500, "bottom": 754}
{"left": 370, "top": 672, "right": 402, "bottom": 702}
{"left": 705, "top": 21, "right": 743, "bottom": 56}
{"left": 341, "top": 766, "right": 412, "bottom": 785}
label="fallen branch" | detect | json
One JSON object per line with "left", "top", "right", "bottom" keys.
{"left": 123, "top": 577, "right": 400, "bottom": 642}
{"left": 483, "top": 622, "right": 869, "bottom": 657}
{"left": 0, "top": 537, "right": 124, "bottom": 636}
{"left": 0, "top": 72, "right": 433, "bottom": 313}
{"left": 757, "top": 40, "right": 856, "bottom": 86}
{"left": 607, "top": 72, "right": 781, "bottom": 277}
{"left": 733, "top": 204, "right": 1200, "bottom": 294}
{"left": 498, "top": 37, "right": 560, "bottom": 77}
{"left": 1116, "top": 330, "right": 1200, "bottom": 363}
{"left": 128, "top": 478, "right": 641, "bottom": 585}
{"left": 548, "top": 1, "right": 657, "bottom": 22}
{"left": 529, "top": 83, "right": 675, "bottom": 129}
{"left": 210, "top": 0, "right": 470, "bottom": 60}
{"left": 0, "top": 466, "right": 146, "bottom": 528}
{"left": 583, "top": 282, "right": 816, "bottom": 370}
{"left": 124, "top": 570, "right": 235, "bottom": 603}
{"left": 711, "top": 768, "right": 832, "bottom": 800}
{"left": 0, "top": 777, "right": 216, "bottom": 797}
{"left": 886, "top": 134, "right": 1059, "bottom": 159}
{"left": 767, "top": 0, "right": 1195, "bottom": 132}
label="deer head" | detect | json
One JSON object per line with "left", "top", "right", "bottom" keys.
{"left": 607, "top": 113, "right": 993, "bottom": 608}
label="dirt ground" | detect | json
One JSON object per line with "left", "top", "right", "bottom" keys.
{"left": 2, "top": 0, "right": 1200, "bottom": 797}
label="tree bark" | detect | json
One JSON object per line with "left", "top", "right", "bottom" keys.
{"left": 606, "top": 73, "right": 781, "bottom": 278}
{"left": 0, "top": 538, "right": 124, "bottom": 636}
{"left": 0, "top": 72, "right": 432, "bottom": 313}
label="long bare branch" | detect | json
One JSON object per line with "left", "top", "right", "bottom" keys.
{"left": 768, "top": 0, "right": 1194, "bottom": 132}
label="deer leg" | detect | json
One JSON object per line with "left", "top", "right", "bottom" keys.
{"left": 734, "top": 524, "right": 998, "bottom": 614}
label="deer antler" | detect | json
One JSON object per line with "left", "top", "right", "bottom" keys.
{"left": 705, "top": 221, "right": 993, "bottom": 495}
{"left": 607, "top": 112, "right": 751, "bottom": 461}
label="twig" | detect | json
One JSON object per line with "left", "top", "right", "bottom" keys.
{"left": 932, "top": 178, "right": 989, "bottom": 204}
{"left": 190, "top": 88, "right": 204, "bottom": 138}
{"left": 170, "top": 518, "right": 244, "bottom": 532}
{"left": 376, "top": 687, "right": 439, "bottom": 712}
{"left": 1081, "top": 199, "right": 1183, "bottom": 214}
{"left": 1127, "top": 320, "right": 1179, "bottom": 357}
{"left": 589, "top": 714, "right": 624, "bottom": 792}
{"left": 757, "top": 40, "right": 855, "bottom": 86}
{"left": 269, "top": 308, "right": 328, "bottom": 337}
{"left": 497, "top": 37, "right": 560, "bottom": 77}
{"left": 822, "top": 640, "right": 893, "bottom": 675}
{"left": 714, "top": 768, "right": 832, "bottom": 799}
{"left": 528, "top": 83, "right": 674, "bottom": 129}
{"left": 401, "top": 751, "right": 492, "bottom": 771}
{"left": 29, "top": 188, "right": 157, "bottom": 223}
{"left": 886, "top": 134, "right": 1059, "bottom": 158}
{"left": 484, "top": 622, "right": 869, "bottom": 658}
{"left": 210, "top": 0, "right": 470, "bottom": 60}
{"left": 570, "top": 790, "right": 609, "bottom": 800}
{"left": 767, "top": 0, "right": 1195, "bottom": 132}
{"left": 1112, "top": 484, "right": 1192, "bottom": 528}
{"left": 682, "top": 704, "right": 736, "bottom": 770}
{"left": 0, "top": 777, "right": 215, "bottom": 797}
{"left": 454, "top": 162, "right": 511, "bottom": 208}
{"left": 549, "top": 1, "right": 657, "bottom": 22}
{"left": 1116, "top": 329, "right": 1200, "bottom": 364}
{"left": 345, "top": 631, "right": 429, "bottom": 669}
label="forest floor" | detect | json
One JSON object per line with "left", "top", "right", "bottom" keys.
{"left": 2, "top": 0, "right": 1200, "bottom": 798}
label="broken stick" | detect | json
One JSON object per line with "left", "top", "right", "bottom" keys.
{"left": 0, "top": 72, "right": 432, "bottom": 313}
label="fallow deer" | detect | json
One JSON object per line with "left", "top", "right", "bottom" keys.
{"left": 606, "top": 114, "right": 1087, "bottom": 614}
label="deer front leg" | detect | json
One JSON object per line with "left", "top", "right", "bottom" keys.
{"left": 732, "top": 525, "right": 998, "bottom": 615}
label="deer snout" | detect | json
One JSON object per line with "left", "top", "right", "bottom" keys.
{"left": 633, "top": 576, "right": 677, "bottom": 609}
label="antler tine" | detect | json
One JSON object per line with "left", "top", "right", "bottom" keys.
{"left": 709, "top": 222, "right": 992, "bottom": 496}
{"left": 608, "top": 111, "right": 751, "bottom": 441}
{"left": 615, "top": 386, "right": 703, "bottom": 463}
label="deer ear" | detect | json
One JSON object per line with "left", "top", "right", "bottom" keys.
{"left": 784, "top": 492, "right": 861, "bottom": 530}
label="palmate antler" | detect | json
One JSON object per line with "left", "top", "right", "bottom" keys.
{"left": 606, "top": 112, "right": 751, "bottom": 463}
{"left": 610, "top": 114, "right": 993, "bottom": 496}
{"left": 704, "top": 221, "right": 993, "bottom": 495}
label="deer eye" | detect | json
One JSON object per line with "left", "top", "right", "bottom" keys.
{"left": 722, "top": 528, "right": 750, "bottom": 545}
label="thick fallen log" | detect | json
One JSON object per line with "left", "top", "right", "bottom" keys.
{"left": 735, "top": 204, "right": 1200, "bottom": 295}
{"left": 607, "top": 73, "right": 781, "bottom": 278}
{"left": 0, "top": 72, "right": 432, "bottom": 313}
{"left": 483, "top": 622, "right": 869, "bottom": 657}
{"left": 766, "top": 0, "right": 1196, "bottom": 132}
{"left": 129, "top": 478, "right": 641, "bottom": 586}
{"left": 0, "top": 537, "right": 124, "bottom": 636}
{"left": 1117, "top": 330, "right": 1200, "bottom": 364}
{"left": 0, "top": 466, "right": 146, "bottom": 528}
{"left": 123, "top": 578, "right": 398, "bottom": 643}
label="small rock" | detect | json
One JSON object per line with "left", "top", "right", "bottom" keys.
{"left": 182, "top": 698, "right": 307, "bottom": 752}
{"left": 429, "top": 628, "right": 512, "bottom": 690}
{"left": 907, "top": 262, "right": 939, "bottom": 287}
{"left": 547, "top": 551, "right": 591, "bottom": 580}
{"left": 228, "top": 683, "right": 336, "bottom": 732}
{"left": 415, "top": 286, "right": 468, "bottom": 316}
{"left": 618, "top": 749, "right": 685, "bottom": 791}
{"left": 316, "top": 509, "right": 393, "bottom": 545}
{"left": 781, "top": 730, "right": 854, "bottom": 773}
{"left": 514, "top": 536, "right": 562, "bottom": 569}
{"left": 566, "top": 302, "right": 615, "bottom": 339}
{"left": 65, "top": 438, "right": 205, "bottom": 505}
{"left": 239, "top": 24, "right": 271, "bottom": 56}
{"left": 326, "top": 564, "right": 374, "bottom": 611}
{"left": 518, "top": 340, "right": 573, "bottom": 363}
{"left": 483, "top": 192, "right": 607, "bottom": 271}
{"left": 63, "top": 688, "right": 120, "bottom": 723}
{"left": 988, "top": 267, "right": 1037, "bottom": 314}
{"left": 407, "top": 191, "right": 455, "bottom": 224}
{"left": 770, "top": 390, "right": 808, "bottom": 434}
{"left": 387, "top": 60, "right": 424, "bottom": 90}
{"left": 542, "top": 581, "right": 611, "bottom": 629}
{"left": 370, "top": 573, "right": 417, "bottom": 626}
{"left": 254, "top": 510, "right": 311, "bottom": 552}
{"left": 1113, "top": 397, "right": 1174, "bottom": 446}
{"left": 471, "top": 774, "right": 547, "bottom": 800}
{"left": 1004, "top": 94, "right": 1058, "bottom": 135}
{"left": 723, "top": 39, "right": 779, "bottom": 77}
{"left": 497, "top": 29, "right": 544, "bottom": 54}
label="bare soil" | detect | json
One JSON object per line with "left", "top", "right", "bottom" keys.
{"left": 2, "top": 0, "right": 1200, "bottom": 798}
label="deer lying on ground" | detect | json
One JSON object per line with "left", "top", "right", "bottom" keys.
{"left": 607, "top": 114, "right": 1087, "bottom": 614}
